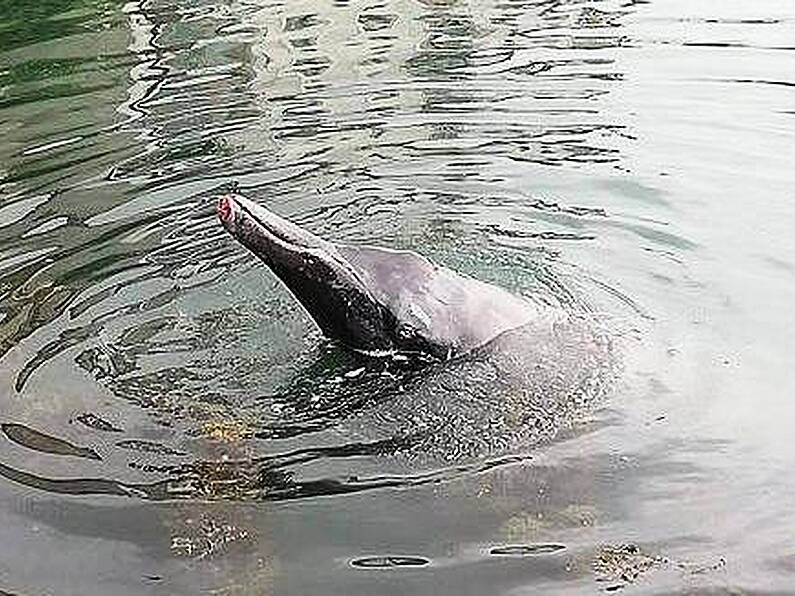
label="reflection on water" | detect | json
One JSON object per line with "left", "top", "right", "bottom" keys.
{"left": 2, "top": 0, "right": 795, "bottom": 593}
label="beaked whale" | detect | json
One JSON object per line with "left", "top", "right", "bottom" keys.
{"left": 217, "top": 193, "right": 548, "bottom": 360}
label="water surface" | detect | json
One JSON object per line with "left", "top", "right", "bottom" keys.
{"left": 1, "top": 0, "right": 794, "bottom": 593}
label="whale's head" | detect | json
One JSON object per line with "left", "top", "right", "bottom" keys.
{"left": 218, "top": 194, "right": 396, "bottom": 353}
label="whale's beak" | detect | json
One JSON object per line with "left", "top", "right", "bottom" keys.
{"left": 217, "top": 194, "right": 328, "bottom": 253}
{"left": 217, "top": 193, "right": 392, "bottom": 352}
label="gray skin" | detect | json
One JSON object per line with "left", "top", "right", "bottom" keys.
{"left": 218, "top": 194, "right": 545, "bottom": 360}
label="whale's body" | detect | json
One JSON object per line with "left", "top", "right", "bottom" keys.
{"left": 218, "top": 194, "right": 544, "bottom": 359}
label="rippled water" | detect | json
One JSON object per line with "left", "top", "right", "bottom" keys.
{"left": 1, "top": 0, "right": 794, "bottom": 593}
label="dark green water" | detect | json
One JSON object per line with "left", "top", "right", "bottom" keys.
{"left": 1, "top": 0, "right": 794, "bottom": 593}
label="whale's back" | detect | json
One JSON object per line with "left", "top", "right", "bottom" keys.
{"left": 337, "top": 244, "right": 543, "bottom": 356}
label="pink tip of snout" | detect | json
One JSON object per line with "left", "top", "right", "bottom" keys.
{"left": 217, "top": 195, "right": 233, "bottom": 222}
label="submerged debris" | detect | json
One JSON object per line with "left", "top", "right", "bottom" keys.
{"left": 593, "top": 543, "right": 727, "bottom": 591}
{"left": 593, "top": 543, "right": 664, "bottom": 591}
